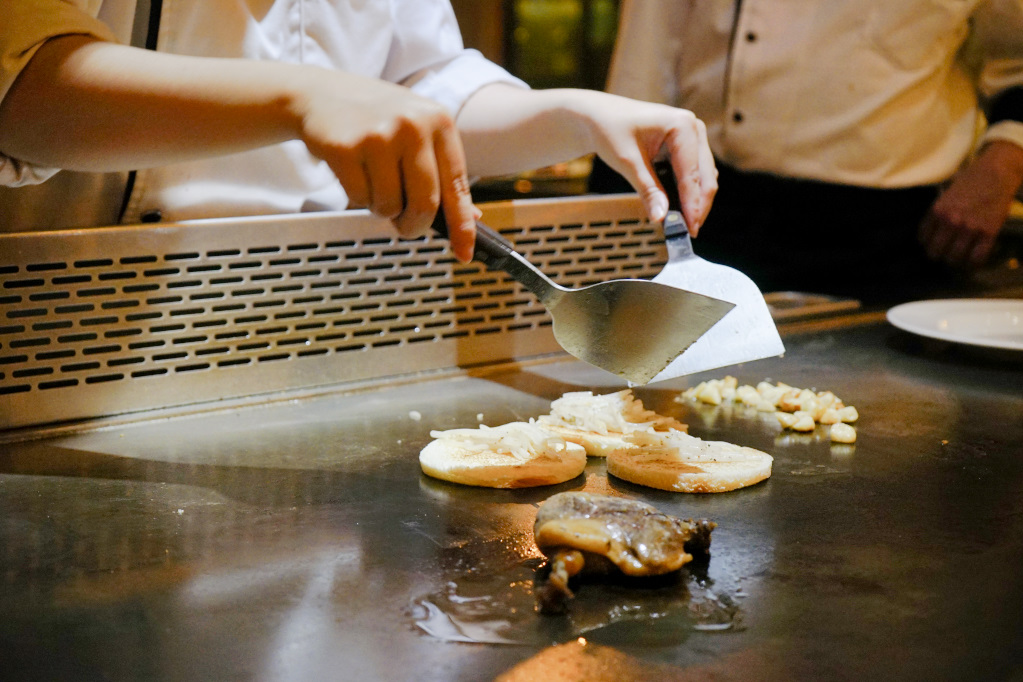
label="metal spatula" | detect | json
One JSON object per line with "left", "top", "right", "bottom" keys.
{"left": 647, "top": 211, "right": 785, "bottom": 382}
{"left": 434, "top": 216, "right": 734, "bottom": 384}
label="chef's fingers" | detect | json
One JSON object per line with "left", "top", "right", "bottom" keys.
{"left": 696, "top": 119, "right": 719, "bottom": 228}
{"left": 921, "top": 215, "right": 955, "bottom": 262}
{"left": 917, "top": 212, "right": 938, "bottom": 247}
{"left": 433, "top": 121, "right": 478, "bottom": 264}
{"left": 667, "top": 116, "right": 717, "bottom": 236}
{"left": 331, "top": 158, "right": 372, "bottom": 210}
{"left": 942, "top": 229, "right": 975, "bottom": 266}
{"left": 602, "top": 142, "right": 670, "bottom": 226}
{"left": 943, "top": 228, "right": 997, "bottom": 269}
{"left": 393, "top": 130, "right": 442, "bottom": 241}
{"left": 362, "top": 138, "right": 405, "bottom": 222}
{"left": 968, "top": 233, "right": 998, "bottom": 268}
{"left": 921, "top": 206, "right": 984, "bottom": 267}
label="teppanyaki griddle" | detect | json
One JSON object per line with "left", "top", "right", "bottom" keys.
{"left": 2, "top": 311, "right": 1022, "bottom": 681}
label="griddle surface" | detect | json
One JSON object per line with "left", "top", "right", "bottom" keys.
{"left": 2, "top": 316, "right": 1022, "bottom": 681}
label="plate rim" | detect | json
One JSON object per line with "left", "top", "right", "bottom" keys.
{"left": 886, "top": 298, "right": 1023, "bottom": 351}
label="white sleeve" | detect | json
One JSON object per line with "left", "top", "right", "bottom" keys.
{"left": 972, "top": 0, "right": 1023, "bottom": 98}
{"left": 0, "top": 158, "right": 62, "bottom": 187}
{"left": 983, "top": 120, "right": 1023, "bottom": 150}
{"left": 383, "top": 0, "right": 528, "bottom": 116}
{"left": 971, "top": 0, "right": 1023, "bottom": 151}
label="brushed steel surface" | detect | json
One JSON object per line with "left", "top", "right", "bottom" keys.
{"left": 0, "top": 196, "right": 662, "bottom": 430}
{"left": 544, "top": 275, "right": 733, "bottom": 384}
{"left": 1, "top": 314, "right": 1021, "bottom": 681}
{"left": 652, "top": 211, "right": 785, "bottom": 381}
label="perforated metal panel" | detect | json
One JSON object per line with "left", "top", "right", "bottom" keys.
{"left": 0, "top": 195, "right": 662, "bottom": 430}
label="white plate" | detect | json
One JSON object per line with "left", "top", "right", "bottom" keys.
{"left": 886, "top": 299, "right": 1023, "bottom": 351}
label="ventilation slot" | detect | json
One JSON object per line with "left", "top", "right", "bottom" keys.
{"left": 0, "top": 198, "right": 664, "bottom": 428}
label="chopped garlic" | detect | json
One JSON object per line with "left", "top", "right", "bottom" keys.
{"left": 830, "top": 423, "right": 857, "bottom": 443}
{"left": 776, "top": 412, "right": 799, "bottom": 429}
{"left": 695, "top": 382, "right": 723, "bottom": 405}
{"left": 736, "top": 385, "right": 760, "bottom": 406}
{"left": 837, "top": 406, "right": 859, "bottom": 423}
{"left": 680, "top": 376, "right": 861, "bottom": 440}
{"left": 816, "top": 391, "right": 839, "bottom": 408}
{"left": 819, "top": 408, "right": 841, "bottom": 425}
{"left": 790, "top": 411, "right": 816, "bottom": 432}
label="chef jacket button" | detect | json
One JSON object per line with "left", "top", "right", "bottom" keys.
{"left": 140, "top": 210, "right": 163, "bottom": 223}
{"left": 732, "top": 111, "right": 744, "bottom": 123}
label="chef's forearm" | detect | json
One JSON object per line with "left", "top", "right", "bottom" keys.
{"left": 0, "top": 35, "right": 311, "bottom": 171}
{"left": 977, "top": 139, "right": 1023, "bottom": 185}
{"left": 456, "top": 85, "right": 595, "bottom": 177}
{"left": 457, "top": 83, "right": 717, "bottom": 229}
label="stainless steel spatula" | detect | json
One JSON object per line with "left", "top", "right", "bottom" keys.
{"left": 434, "top": 216, "right": 734, "bottom": 384}
{"left": 647, "top": 210, "right": 785, "bottom": 382}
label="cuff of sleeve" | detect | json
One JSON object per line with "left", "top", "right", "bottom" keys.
{"left": 0, "top": 154, "right": 61, "bottom": 187}
{"left": 0, "top": 0, "right": 116, "bottom": 103}
{"left": 982, "top": 122, "right": 1023, "bottom": 202}
{"left": 981, "top": 120, "right": 1023, "bottom": 151}
{"left": 406, "top": 49, "right": 529, "bottom": 117}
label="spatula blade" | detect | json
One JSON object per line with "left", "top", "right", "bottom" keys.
{"left": 548, "top": 279, "right": 734, "bottom": 385}
{"left": 647, "top": 212, "right": 784, "bottom": 383}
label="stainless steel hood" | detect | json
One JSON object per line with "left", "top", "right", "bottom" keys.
{"left": 0, "top": 196, "right": 661, "bottom": 432}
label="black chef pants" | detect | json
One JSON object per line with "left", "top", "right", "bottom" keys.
{"left": 589, "top": 158, "right": 956, "bottom": 305}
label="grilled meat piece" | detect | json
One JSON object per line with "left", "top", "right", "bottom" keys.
{"left": 533, "top": 492, "right": 715, "bottom": 613}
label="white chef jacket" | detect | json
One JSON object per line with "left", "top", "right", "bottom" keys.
{"left": 608, "top": 0, "right": 1023, "bottom": 188}
{"left": 0, "top": 0, "right": 526, "bottom": 232}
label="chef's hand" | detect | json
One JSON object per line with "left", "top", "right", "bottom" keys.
{"left": 577, "top": 95, "right": 718, "bottom": 236}
{"left": 456, "top": 86, "right": 717, "bottom": 233}
{"left": 294, "top": 76, "right": 479, "bottom": 262}
{"left": 919, "top": 140, "right": 1023, "bottom": 268}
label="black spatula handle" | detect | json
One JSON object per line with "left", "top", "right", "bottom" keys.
{"left": 431, "top": 211, "right": 516, "bottom": 270}
{"left": 662, "top": 210, "right": 692, "bottom": 239}
{"left": 663, "top": 210, "right": 697, "bottom": 261}
{"left": 431, "top": 211, "right": 560, "bottom": 302}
